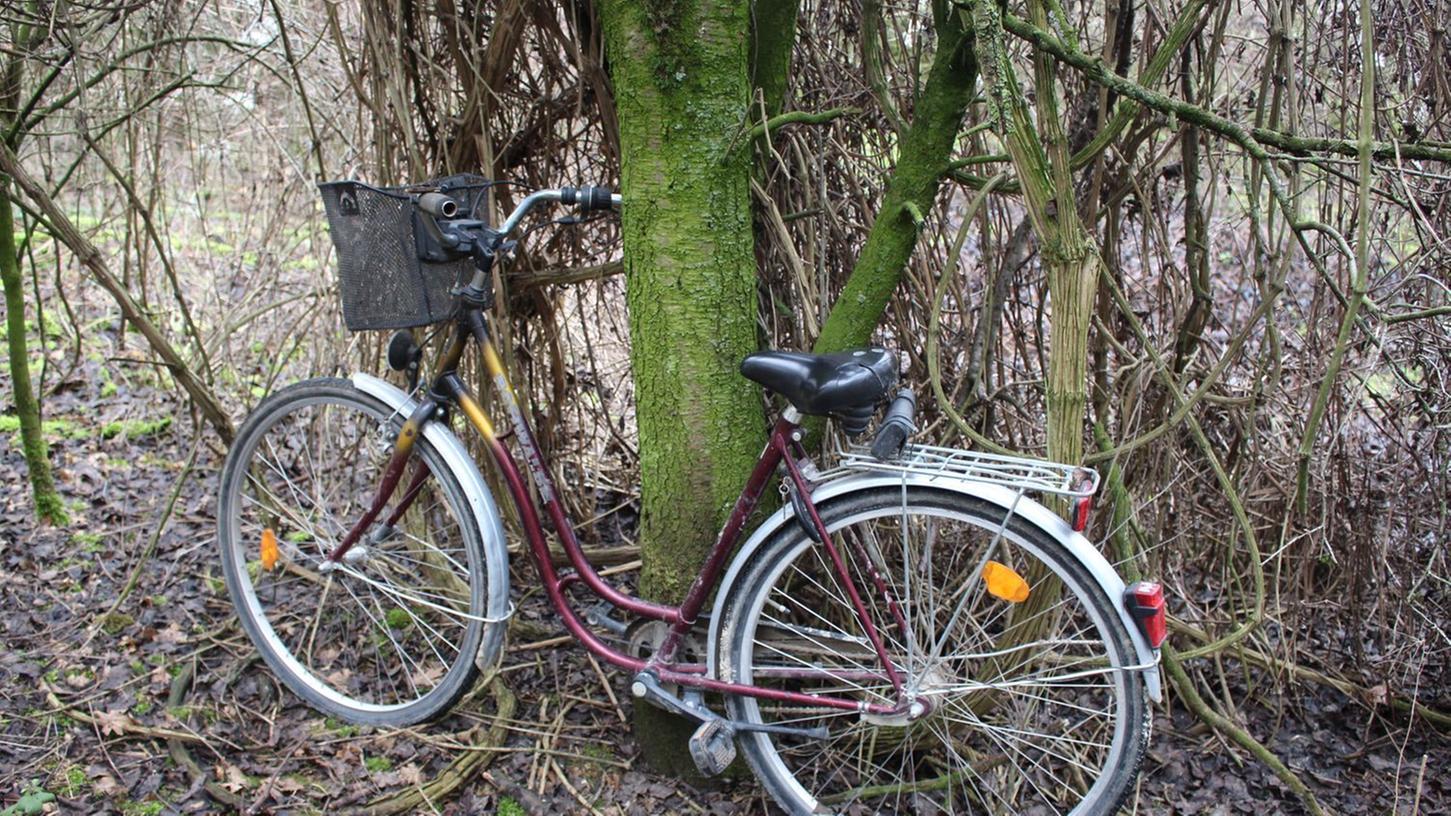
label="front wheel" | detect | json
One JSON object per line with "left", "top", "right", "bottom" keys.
{"left": 718, "top": 487, "right": 1149, "bottom": 815}
{"left": 217, "top": 378, "right": 488, "bottom": 726}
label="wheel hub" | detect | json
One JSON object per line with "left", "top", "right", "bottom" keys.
{"left": 319, "top": 544, "right": 370, "bottom": 572}
{"left": 861, "top": 666, "right": 951, "bottom": 725}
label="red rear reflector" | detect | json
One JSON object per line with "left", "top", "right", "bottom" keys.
{"left": 1070, "top": 469, "right": 1095, "bottom": 532}
{"left": 1125, "top": 581, "right": 1167, "bottom": 649}
{"left": 1071, "top": 495, "right": 1092, "bottom": 532}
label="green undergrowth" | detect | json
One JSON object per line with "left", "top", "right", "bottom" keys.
{"left": 495, "top": 797, "right": 526, "bottom": 816}
{"left": 0, "top": 414, "right": 172, "bottom": 442}
{"left": 0, "top": 783, "right": 54, "bottom": 815}
{"left": 119, "top": 799, "right": 165, "bottom": 816}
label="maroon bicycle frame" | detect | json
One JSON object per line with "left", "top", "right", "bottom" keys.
{"left": 334, "top": 313, "right": 908, "bottom": 717}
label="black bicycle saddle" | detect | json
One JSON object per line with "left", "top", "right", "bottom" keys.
{"left": 740, "top": 347, "right": 898, "bottom": 435}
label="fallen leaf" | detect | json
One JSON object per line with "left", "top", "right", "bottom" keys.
{"left": 1362, "top": 683, "right": 1390, "bottom": 707}
{"left": 95, "top": 708, "right": 135, "bottom": 736}
{"left": 396, "top": 763, "right": 424, "bottom": 786}
{"left": 219, "top": 763, "right": 252, "bottom": 793}
{"left": 92, "top": 772, "right": 126, "bottom": 797}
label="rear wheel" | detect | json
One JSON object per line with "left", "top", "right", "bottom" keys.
{"left": 217, "top": 378, "right": 487, "bottom": 726}
{"left": 718, "top": 487, "right": 1148, "bottom": 815}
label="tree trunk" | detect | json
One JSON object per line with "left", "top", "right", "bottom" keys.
{"left": 1, "top": 179, "right": 66, "bottom": 524}
{"left": 1, "top": 23, "right": 66, "bottom": 525}
{"left": 968, "top": 0, "right": 1096, "bottom": 656}
{"left": 599, "top": 0, "right": 765, "bottom": 776}
{"left": 749, "top": 0, "right": 799, "bottom": 119}
{"left": 812, "top": 2, "right": 977, "bottom": 354}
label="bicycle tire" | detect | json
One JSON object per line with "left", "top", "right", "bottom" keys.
{"left": 717, "top": 486, "right": 1149, "bottom": 815}
{"left": 217, "top": 377, "right": 487, "bottom": 726}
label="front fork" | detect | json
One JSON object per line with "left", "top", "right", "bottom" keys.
{"left": 323, "top": 311, "right": 475, "bottom": 566}
{"left": 324, "top": 399, "right": 437, "bottom": 565}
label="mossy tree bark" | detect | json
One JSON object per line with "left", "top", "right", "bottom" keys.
{"left": 968, "top": 0, "right": 1096, "bottom": 648}
{"left": 599, "top": 0, "right": 767, "bottom": 777}
{"left": 812, "top": 2, "right": 978, "bottom": 354}
{"left": 1, "top": 178, "right": 65, "bottom": 524}
{"left": 749, "top": 0, "right": 799, "bottom": 119}
{"left": 1, "top": 12, "right": 66, "bottom": 525}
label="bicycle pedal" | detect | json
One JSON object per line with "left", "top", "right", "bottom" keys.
{"left": 688, "top": 718, "right": 737, "bottom": 777}
{"left": 583, "top": 602, "right": 628, "bottom": 635}
{"left": 630, "top": 671, "right": 695, "bottom": 717}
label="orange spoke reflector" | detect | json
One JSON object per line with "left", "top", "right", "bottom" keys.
{"left": 260, "top": 528, "right": 280, "bottom": 571}
{"left": 982, "top": 560, "right": 1029, "bottom": 603}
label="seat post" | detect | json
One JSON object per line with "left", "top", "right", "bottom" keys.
{"left": 781, "top": 405, "right": 803, "bottom": 425}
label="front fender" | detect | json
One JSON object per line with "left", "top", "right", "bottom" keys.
{"left": 706, "top": 471, "right": 1163, "bottom": 702}
{"left": 351, "top": 373, "right": 512, "bottom": 671}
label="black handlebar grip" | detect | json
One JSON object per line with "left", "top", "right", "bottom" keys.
{"left": 582, "top": 185, "right": 615, "bottom": 211}
{"left": 870, "top": 388, "right": 917, "bottom": 461}
{"left": 417, "top": 192, "right": 458, "bottom": 218}
{"left": 562, "top": 185, "right": 615, "bottom": 211}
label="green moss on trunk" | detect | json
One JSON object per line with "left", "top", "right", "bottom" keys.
{"left": 602, "top": 0, "right": 764, "bottom": 604}
{"left": 749, "top": 0, "right": 800, "bottom": 118}
{"left": 1, "top": 179, "right": 66, "bottom": 524}
{"left": 600, "top": 0, "right": 766, "bottom": 776}
{"left": 812, "top": 5, "right": 977, "bottom": 353}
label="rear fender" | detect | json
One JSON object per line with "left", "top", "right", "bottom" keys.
{"left": 351, "top": 373, "right": 512, "bottom": 671}
{"left": 706, "top": 472, "right": 1163, "bottom": 702}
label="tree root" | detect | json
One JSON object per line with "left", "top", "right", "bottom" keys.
{"left": 166, "top": 662, "right": 246, "bottom": 809}
{"left": 353, "top": 674, "right": 517, "bottom": 816}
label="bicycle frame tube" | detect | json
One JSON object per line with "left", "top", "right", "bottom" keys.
{"left": 325, "top": 399, "right": 434, "bottom": 563}
{"left": 322, "top": 328, "right": 470, "bottom": 565}
{"left": 435, "top": 311, "right": 905, "bottom": 715}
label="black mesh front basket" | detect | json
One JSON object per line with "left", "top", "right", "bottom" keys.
{"left": 318, "top": 174, "right": 492, "bottom": 331}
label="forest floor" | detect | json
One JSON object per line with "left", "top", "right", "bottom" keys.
{"left": 1, "top": 359, "right": 1448, "bottom": 816}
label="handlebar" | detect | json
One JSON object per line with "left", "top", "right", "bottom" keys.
{"left": 559, "top": 186, "right": 617, "bottom": 211}
{"left": 416, "top": 184, "right": 620, "bottom": 298}
{"left": 498, "top": 185, "right": 621, "bottom": 231}
{"left": 418, "top": 184, "right": 620, "bottom": 241}
{"left": 416, "top": 192, "right": 458, "bottom": 218}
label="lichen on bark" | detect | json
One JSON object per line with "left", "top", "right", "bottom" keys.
{"left": 601, "top": 0, "right": 765, "bottom": 608}
{"left": 1, "top": 177, "right": 68, "bottom": 524}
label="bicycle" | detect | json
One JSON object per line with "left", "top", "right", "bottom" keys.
{"left": 216, "top": 173, "right": 1169, "bottom": 815}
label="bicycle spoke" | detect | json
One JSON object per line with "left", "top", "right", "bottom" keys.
{"left": 220, "top": 386, "right": 485, "bottom": 720}
{"left": 727, "top": 489, "right": 1142, "bottom": 815}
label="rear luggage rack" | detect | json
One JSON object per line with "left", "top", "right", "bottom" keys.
{"left": 829, "top": 443, "right": 1100, "bottom": 499}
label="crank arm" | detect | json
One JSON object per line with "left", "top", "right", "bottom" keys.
{"left": 730, "top": 721, "right": 830, "bottom": 740}
{"left": 631, "top": 671, "right": 712, "bottom": 722}
{"left": 631, "top": 671, "right": 829, "bottom": 741}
